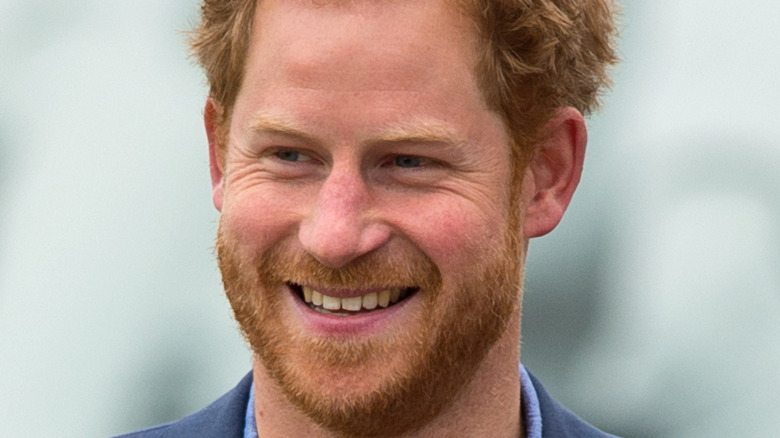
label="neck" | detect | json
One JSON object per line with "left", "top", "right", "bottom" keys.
{"left": 252, "top": 312, "right": 523, "bottom": 438}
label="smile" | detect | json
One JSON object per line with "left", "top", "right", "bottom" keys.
{"left": 289, "top": 283, "right": 417, "bottom": 316}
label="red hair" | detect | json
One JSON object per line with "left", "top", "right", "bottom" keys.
{"left": 189, "top": 0, "right": 618, "bottom": 154}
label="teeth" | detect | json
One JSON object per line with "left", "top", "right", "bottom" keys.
{"left": 378, "top": 289, "right": 390, "bottom": 308}
{"left": 322, "top": 295, "right": 341, "bottom": 310}
{"left": 341, "top": 296, "right": 362, "bottom": 311}
{"left": 362, "top": 292, "right": 378, "bottom": 310}
{"left": 301, "top": 287, "right": 408, "bottom": 312}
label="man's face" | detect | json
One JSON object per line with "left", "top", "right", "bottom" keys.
{"left": 214, "top": 0, "right": 528, "bottom": 435}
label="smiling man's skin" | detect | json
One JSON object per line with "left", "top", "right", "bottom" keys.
{"left": 206, "top": 0, "right": 586, "bottom": 437}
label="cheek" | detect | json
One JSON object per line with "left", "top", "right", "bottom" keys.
{"left": 401, "top": 202, "right": 507, "bottom": 276}
{"left": 220, "top": 188, "right": 304, "bottom": 256}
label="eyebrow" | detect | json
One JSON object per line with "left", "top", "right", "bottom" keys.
{"left": 249, "top": 113, "right": 319, "bottom": 144}
{"left": 249, "top": 113, "right": 466, "bottom": 148}
{"left": 372, "top": 121, "right": 466, "bottom": 147}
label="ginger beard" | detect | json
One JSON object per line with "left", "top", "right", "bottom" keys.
{"left": 216, "top": 208, "right": 523, "bottom": 436}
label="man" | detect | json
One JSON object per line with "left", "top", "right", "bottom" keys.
{"left": 119, "top": 0, "right": 618, "bottom": 436}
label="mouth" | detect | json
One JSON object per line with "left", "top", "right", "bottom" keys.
{"left": 288, "top": 283, "right": 418, "bottom": 316}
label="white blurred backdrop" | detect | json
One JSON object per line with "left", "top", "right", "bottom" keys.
{"left": 1, "top": 1, "right": 778, "bottom": 437}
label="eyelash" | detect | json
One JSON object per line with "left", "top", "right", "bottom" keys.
{"left": 274, "top": 149, "right": 311, "bottom": 162}
{"left": 265, "top": 148, "right": 443, "bottom": 176}
{"left": 385, "top": 155, "right": 440, "bottom": 171}
{"left": 393, "top": 155, "right": 423, "bottom": 168}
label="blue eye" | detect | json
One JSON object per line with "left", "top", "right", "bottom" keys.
{"left": 275, "top": 150, "right": 310, "bottom": 162}
{"left": 395, "top": 156, "right": 422, "bottom": 168}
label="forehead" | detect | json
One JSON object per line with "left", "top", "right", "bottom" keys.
{"left": 244, "top": 0, "right": 481, "bottom": 97}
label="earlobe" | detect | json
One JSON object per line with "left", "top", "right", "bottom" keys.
{"left": 205, "top": 97, "right": 225, "bottom": 212}
{"left": 523, "top": 107, "right": 587, "bottom": 238}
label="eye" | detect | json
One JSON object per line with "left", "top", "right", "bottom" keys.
{"left": 394, "top": 155, "right": 424, "bottom": 168}
{"left": 275, "top": 149, "right": 312, "bottom": 162}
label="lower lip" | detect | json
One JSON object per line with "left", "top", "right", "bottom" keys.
{"left": 285, "top": 285, "right": 416, "bottom": 337}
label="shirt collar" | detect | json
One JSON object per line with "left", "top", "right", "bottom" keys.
{"left": 520, "top": 363, "right": 543, "bottom": 438}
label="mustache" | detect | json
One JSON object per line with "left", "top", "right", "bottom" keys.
{"left": 252, "top": 241, "right": 443, "bottom": 292}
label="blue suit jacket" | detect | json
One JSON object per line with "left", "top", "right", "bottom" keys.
{"left": 115, "top": 371, "right": 616, "bottom": 438}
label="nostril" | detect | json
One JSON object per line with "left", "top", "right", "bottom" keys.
{"left": 298, "top": 190, "right": 392, "bottom": 269}
{"left": 297, "top": 217, "right": 362, "bottom": 268}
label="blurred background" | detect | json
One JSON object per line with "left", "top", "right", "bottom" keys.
{"left": 1, "top": 0, "right": 778, "bottom": 436}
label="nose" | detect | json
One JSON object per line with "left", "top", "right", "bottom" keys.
{"left": 298, "top": 166, "right": 391, "bottom": 268}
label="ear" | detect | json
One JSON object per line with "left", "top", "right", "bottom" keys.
{"left": 204, "top": 97, "right": 224, "bottom": 212}
{"left": 523, "top": 107, "right": 587, "bottom": 238}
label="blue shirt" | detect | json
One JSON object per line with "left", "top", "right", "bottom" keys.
{"left": 243, "top": 364, "right": 543, "bottom": 438}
